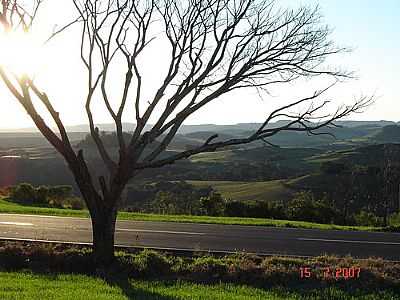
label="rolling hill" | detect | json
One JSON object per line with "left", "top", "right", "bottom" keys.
{"left": 188, "top": 180, "right": 294, "bottom": 202}
{"left": 369, "top": 125, "right": 400, "bottom": 143}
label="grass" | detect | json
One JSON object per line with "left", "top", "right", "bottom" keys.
{"left": 0, "top": 272, "right": 124, "bottom": 300}
{"left": 190, "top": 150, "right": 234, "bottom": 162}
{"left": 0, "top": 273, "right": 398, "bottom": 300}
{"left": 189, "top": 146, "right": 322, "bottom": 173}
{"left": 305, "top": 149, "right": 356, "bottom": 164}
{"left": 0, "top": 242, "right": 399, "bottom": 300}
{"left": 0, "top": 198, "right": 91, "bottom": 218}
{"left": 187, "top": 179, "right": 293, "bottom": 202}
{"left": 0, "top": 198, "right": 397, "bottom": 232}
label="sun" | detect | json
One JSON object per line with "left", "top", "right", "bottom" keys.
{"left": 0, "top": 29, "right": 43, "bottom": 77}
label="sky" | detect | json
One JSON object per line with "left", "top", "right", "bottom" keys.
{"left": 0, "top": 0, "right": 398, "bottom": 129}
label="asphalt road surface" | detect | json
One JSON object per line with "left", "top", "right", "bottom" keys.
{"left": 0, "top": 214, "right": 400, "bottom": 260}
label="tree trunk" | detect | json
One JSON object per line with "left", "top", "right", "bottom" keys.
{"left": 91, "top": 205, "right": 118, "bottom": 271}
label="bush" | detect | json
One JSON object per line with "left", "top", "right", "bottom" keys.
{"left": 132, "top": 249, "right": 173, "bottom": 277}
{"left": 224, "top": 200, "right": 286, "bottom": 219}
{"left": 63, "top": 197, "right": 86, "bottom": 210}
{"left": 0, "top": 187, "right": 10, "bottom": 197}
{"left": 200, "top": 192, "right": 225, "bottom": 216}
{"left": 354, "top": 210, "right": 384, "bottom": 227}
{"left": 9, "top": 183, "right": 36, "bottom": 204}
{"left": 287, "top": 191, "right": 339, "bottom": 224}
{"left": 389, "top": 212, "right": 400, "bottom": 226}
{"left": 35, "top": 185, "right": 50, "bottom": 205}
{"left": 48, "top": 185, "right": 73, "bottom": 207}
{"left": 224, "top": 201, "right": 248, "bottom": 217}
{"left": 50, "top": 185, "right": 73, "bottom": 198}
{"left": 191, "top": 256, "right": 228, "bottom": 278}
{"left": 8, "top": 183, "right": 78, "bottom": 209}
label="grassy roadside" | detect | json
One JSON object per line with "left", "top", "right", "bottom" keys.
{"left": 0, "top": 272, "right": 398, "bottom": 300}
{"left": 0, "top": 242, "right": 399, "bottom": 300}
{"left": 0, "top": 198, "right": 398, "bottom": 232}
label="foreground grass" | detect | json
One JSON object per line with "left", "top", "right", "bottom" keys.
{"left": 0, "top": 198, "right": 397, "bottom": 232}
{"left": 0, "top": 242, "right": 399, "bottom": 299}
{"left": 0, "top": 272, "right": 398, "bottom": 300}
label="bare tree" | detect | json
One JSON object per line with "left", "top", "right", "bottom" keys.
{"left": 0, "top": 0, "right": 372, "bottom": 269}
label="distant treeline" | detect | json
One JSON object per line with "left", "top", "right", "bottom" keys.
{"left": 3, "top": 180, "right": 400, "bottom": 227}
{"left": 6, "top": 183, "right": 84, "bottom": 209}
{"left": 124, "top": 180, "right": 400, "bottom": 227}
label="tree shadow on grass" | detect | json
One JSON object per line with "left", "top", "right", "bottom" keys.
{"left": 106, "top": 276, "right": 178, "bottom": 300}
{"left": 105, "top": 275, "right": 400, "bottom": 300}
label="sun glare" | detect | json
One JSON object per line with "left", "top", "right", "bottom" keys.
{"left": 0, "top": 29, "right": 43, "bottom": 77}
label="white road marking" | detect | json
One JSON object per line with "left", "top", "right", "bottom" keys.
{"left": 0, "top": 222, "right": 33, "bottom": 226}
{"left": 298, "top": 237, "right": 400, "bottom": 245}
{"left": 117, "top": 228, "right": 205, "bottom": 235}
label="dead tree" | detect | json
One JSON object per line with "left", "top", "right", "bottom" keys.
{"left": 0, "top": 0, "right": 372, "bottom": 268}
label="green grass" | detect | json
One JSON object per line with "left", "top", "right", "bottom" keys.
{"left": 306, "top": 150, "right": 356, "bottom": 164}
{"left": 0, "top": 272, "right": 273, "bottom": 300}
{"left": 187, "top": 179, "right": 293, "bottom": 202}
{"left": 0, "top": 272, "right": 398, "bottom": 300}
{"left": 0, "top": 272, "right": 123, "bottom": 300}
{"left": 0, "top": 198, "right": 91, "bottom": 218}
{"left": 0, "top": 243, "right": 399, "bottom": 299}
{"left": 190, "top": 150, "right": 234, "bottom": 162}
{"left": 0, "top": 198, "right": 392, "bottom": 232}
{"left": 190, "top": 147, "right": 322, "bottom": 172}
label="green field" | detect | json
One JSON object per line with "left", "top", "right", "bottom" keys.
{"left": 188, "top": 180, "right": 293, "bottom": 202}
{"left": 0, "top": 198, "right": 392, "bottom": 232}
{"left": 0, "top": 272, "right": 397, "bottom": 300}
{"left": 190, "top": 147, "right": 323, "bottom": 172}
{"left": 190, "top": 150, "right": 234, "bottom": 162}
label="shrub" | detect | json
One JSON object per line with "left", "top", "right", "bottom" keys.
{"left": 48, "top": 185, "right": 73, "bottom": 204}
{"left": 389, "top": 212, "right": 400, "bottom": 226}
{"left": 9, "top": 183, "right": 76, "bottom": 209}
{"left": 224, "top": 200, "right": 286, "bottom": 219}
{"left": 35, "top": 185, "right": 50, "bottom": 205}
{"left": 63, "top": 197, "right": 86, "bottom": 210}
{"left": 132, "top": 249, "right": 173, "bottom": 277}
{"left": 354, "top": 210, "right": 383, "bottom": 227}
{"left": 200, "top": 192, "right": 225, "bottom": 216}
{"left": 9, "top": 183, "right": 36, "bottom": 204}
{"left": 224, "top": 200, "right": 248, "bottom": 217}
{"left": 0, "top": 187, "right": 10, "bottom": 197}
{"left": 287, "top": 191, "right": 339, "bottom": 224}
{"left": 191, "top": 256, "right": 228, "bottom": 278}
{"left": 43, "top": 185, "right": 74, "bottom": 208}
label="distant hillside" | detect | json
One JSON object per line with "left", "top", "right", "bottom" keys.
{"left": 2, "top": 120, "right": 397, "bottom": 134}
{"left": 188, "top": 180, "right": 294, "bottom": 202}
{"left": 304, "top": 143, "right": 400, "bottom": 167}
{"left": 288, "top": 143, "right": 400, "bottom": 192}
{"left": 334, "top": 120, "right": 397, "bottom": 128}
{"left": 369, "top": 125, "right": 400, "bottom": 143}
{"left": 184, "top": 131, "right": 236, "bottom": 142}
{"left": 0, "top": 132, "right": 87, "bottom": 148}
{"left": 2, "top": 120, "right": 400, "bottom": 149}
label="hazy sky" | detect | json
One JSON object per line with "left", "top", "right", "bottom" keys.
{"left": 0, "top": 0, "right": 398, "bottom": 129}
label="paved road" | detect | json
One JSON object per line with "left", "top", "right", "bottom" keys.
{"left": 0, "top": 214, "right": 399, "bottom": 260}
